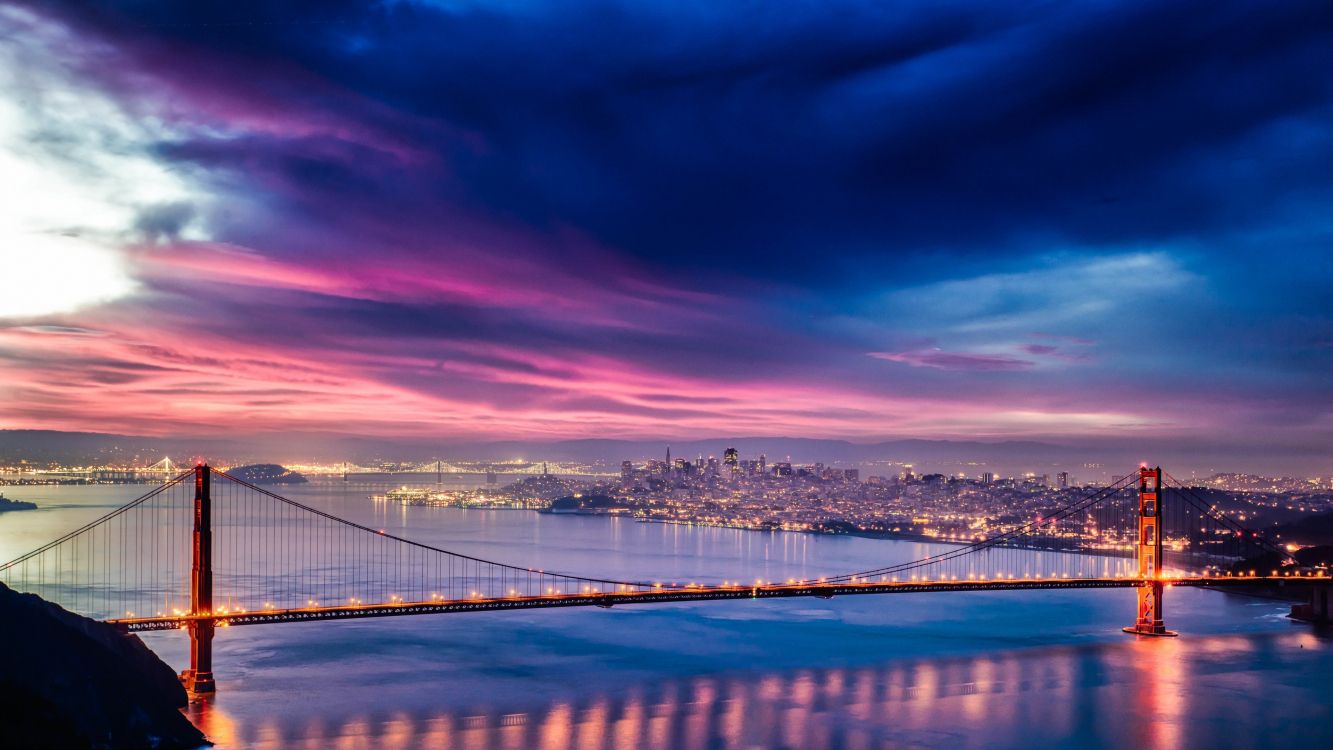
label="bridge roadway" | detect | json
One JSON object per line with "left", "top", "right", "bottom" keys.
{"left": 109, "top": 574, "right": 1325, "bottom": 633}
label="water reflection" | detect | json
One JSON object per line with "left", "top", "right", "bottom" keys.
{"left": 186, "top": 631, "right": 1333, "bottom": 750}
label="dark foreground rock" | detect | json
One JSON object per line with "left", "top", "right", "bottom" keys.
{"left": 0, "top": 582, "right": 208, "bottom": 749}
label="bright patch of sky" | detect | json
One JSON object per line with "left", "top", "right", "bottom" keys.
{"left": 0, "top": 6, "right": 205, "bottom": 319}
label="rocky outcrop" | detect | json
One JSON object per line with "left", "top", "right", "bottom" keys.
{"left": 224, "top": 463, "right": 307, "bottom": 484}
{"left": 0, "top": 582, "right": 207, "bottom": 749}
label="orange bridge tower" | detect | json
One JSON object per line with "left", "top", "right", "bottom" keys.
{"left": 180, "top": 463, "right": 218, "bottom": 692}
{"left": 1124, "top": 466, "right": 1177, "bottom": 636}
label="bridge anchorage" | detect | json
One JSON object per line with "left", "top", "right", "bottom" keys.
{"left": 0, "top": 461, "right": 1325, "bottom": 696}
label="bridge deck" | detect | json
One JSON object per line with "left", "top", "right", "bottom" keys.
{"left": 108, "top": 575, "right": 1325, "bottom": 632}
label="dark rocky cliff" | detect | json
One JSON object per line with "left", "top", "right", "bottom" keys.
{"left": 0, "top": 582, "right": 208, "bottom": 749}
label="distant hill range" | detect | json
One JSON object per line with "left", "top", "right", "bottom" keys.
{"left": 224, "top": 464, "right": 308, "bottom": 485}
{"left": 0, "top": 430, "right": 1077, "bottom": 466}
{"left": 478, "top": 437, "right": 1072, "bottom": 465}
{"left": 0, "top": 429, "right": 1075, "bottom": 466}
{"left": 0, "top": 429, "right": 1324, "bottom": 477}
{"left": 1277, "top": 511, "right": 1333, "bottom": 547}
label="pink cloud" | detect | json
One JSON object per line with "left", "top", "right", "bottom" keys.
{"left": 126, "top": 240, "right": 722, "bottom": 333}
{"left": 0, "top": 315, "right": 1178, "bottom": 442}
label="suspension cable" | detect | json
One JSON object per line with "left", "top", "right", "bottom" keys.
{"left": 213, "top": 469, "right": 661, "bottom": 589}
{"left": 0, "top": 471, "right": 193, "bottom": 571}
{"left": 826, "top": 471, "right": 1140, "bottom": 582}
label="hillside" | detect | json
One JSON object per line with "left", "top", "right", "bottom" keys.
{"left": 0, "top": 583, "right": 207, "bottom": 749}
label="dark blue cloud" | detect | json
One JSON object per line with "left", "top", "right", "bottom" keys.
{"left": 60, "top": 0, "right": 1332, "bottom": 286}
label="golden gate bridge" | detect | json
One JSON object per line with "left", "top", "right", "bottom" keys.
{"left": 1, "top": 464, "right": 1328, "bottom": 695}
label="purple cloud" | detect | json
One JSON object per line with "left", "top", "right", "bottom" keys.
{"left": 869, "top": 350, "right": 1034, "bottom": 372}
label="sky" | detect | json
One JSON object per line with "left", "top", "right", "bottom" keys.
{"left": 1, "top": 1, "right": 1332, "bottom": 463}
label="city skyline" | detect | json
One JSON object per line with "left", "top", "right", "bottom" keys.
{"left": 3, "top": 2, "right": 1333, "bottom": 464}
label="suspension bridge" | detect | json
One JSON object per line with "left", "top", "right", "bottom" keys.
{"left": 0, "top": 464, "right": 1328, "bottom": 695}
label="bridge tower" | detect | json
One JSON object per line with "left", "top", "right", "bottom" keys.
{"left": 1124, "top": 466, "right": 1177, "bottom": 636}
{"left": 180, "top": 463, "right": 217, "bottom": 692}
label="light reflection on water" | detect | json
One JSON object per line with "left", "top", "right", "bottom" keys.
{"left": 5, "top": 482, "right": 1332, "bottom": 748}
{"left": 184, "top": 631, "right": 1332, "bottom": 750}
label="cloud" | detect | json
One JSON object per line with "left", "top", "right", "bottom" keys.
{"left": 5, "top": 325, "right": 105, "bottom": 336}
{"left": 872, "top": 251, "right": 1192, "bottom": 336}
{"left": 134, "top": 202, "right": 198, "bottom": 244}
{"left": 41, "top": 1, "right": 1333, "bottom": 284}
{"left": 0, "top": 5, "right": 209, "bottom": 319}
{"left": 0, "top": 1, "right": 1329, "bottom": 453}
{"left": 869, "top": 349, "right": 1033, "bottom": 372}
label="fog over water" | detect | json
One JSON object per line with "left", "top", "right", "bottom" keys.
{"left": 2, "top": 480, "right": 1329, "bottom": 749}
